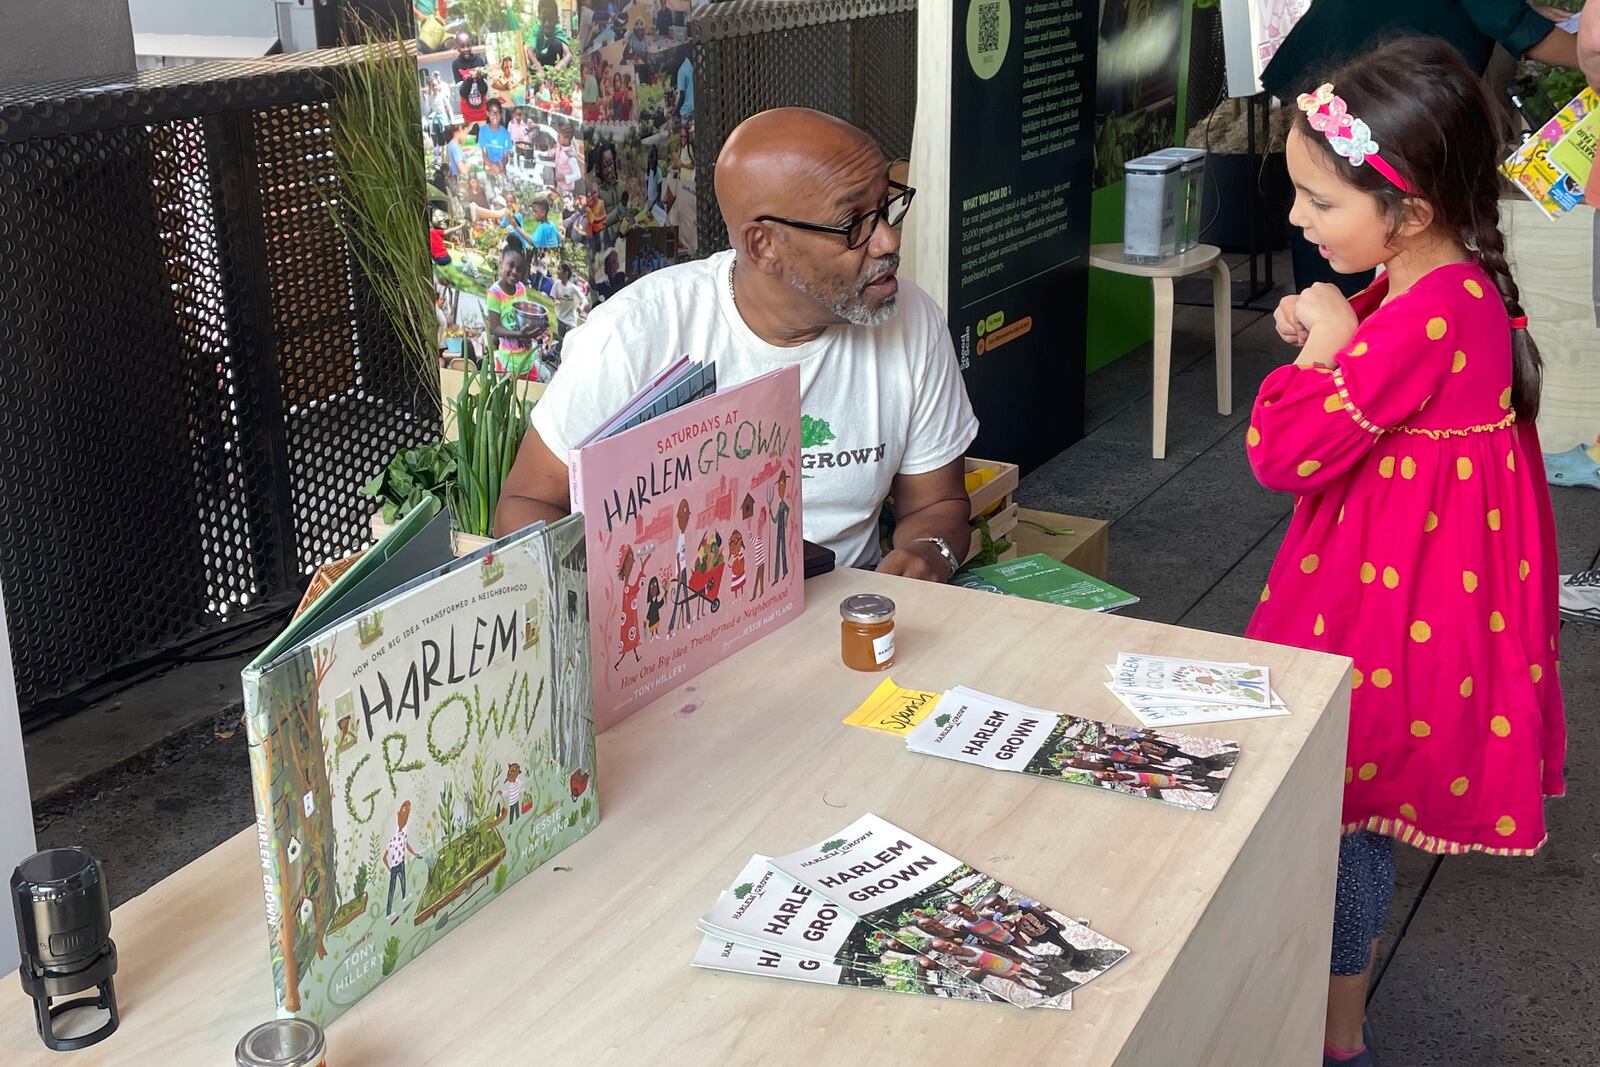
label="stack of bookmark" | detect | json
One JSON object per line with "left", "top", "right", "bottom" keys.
{"left": 1105, "top": 652, "right": 1289, "bottom": 728}
{"left": 903, "top": 686, "right": 1241, "bottom": 811}
{"left": 692, "top": 814, "right": 1128, "bottom": 1009}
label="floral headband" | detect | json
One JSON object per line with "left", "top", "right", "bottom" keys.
{"left": 1296, "top": 83, "right": 1416, "bottom": 194}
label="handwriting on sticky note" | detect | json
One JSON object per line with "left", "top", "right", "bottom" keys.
{"left": 842, "top": 677, "right": 939, "bottom": 735}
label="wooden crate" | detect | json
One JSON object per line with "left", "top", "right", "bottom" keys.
{"left": 964, "top": 457, "right": 1020, "bottom": 563}
{"left": 1009, "top": 507, "right": 1109, "bottom": 580}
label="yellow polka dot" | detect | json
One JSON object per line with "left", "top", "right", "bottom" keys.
{"left": 1345, "top": 766, "right": 1354, "bottom": 784}
{"left": 1519, "top": 559, "right": 1530, "bottom": 581}
{"left": 1410, "top": 720, "right": 1431, "bottom": 737}
{"left": 1360, "top": 562, "right": 1377, "bottom": 584}
{"left": 1259, "top": 585, "right": 1271, "bottom": 603}
{"left": 1506, "top": 449, "right": 1516, "bottom": 472}
{"left": 1352, "top": 668, "right": 1364, "bottom": 689}
{"left": 1531, "top": 664, "right": 1543, "bottom": 683}
{"left": 1298, "top": 459, "right": 1322, "bottom": 478}
{"left": 1379, "top": 456, "right": 1396, "bottom": 478}
{"left": 1425, "top": 511, "right": 1439, "bottom": 532}
{"left": 1499, "top": 386, "right": 1512, "bottom": 409}
{"left": 1463, "top": 279, "right": 1484, "bottom": 299}
{"left": 1451, "top": 350, "right": 1467, "bottom": 373}
{"left": 1399, "top": 802, "right": 1418, "bottom": 821}
{"left": 1358, "top": 762, "right": 1378, "bottom": 781}
{"left": 1495, "top": 815, "right": 1516, "bottom": 837}
{"left": 1487, "top": 509, "right": 1501, "bottom": 531}
{"left": 1457, "top": 457, "right": 1473, "bottom": 480}
{"left": 1300, "top": 554, "right": 1320, "bottom": 574}
{"left": 1372, "top": 668, "right": 1394, "bottom": 689}
{"left": 1382, "top": 566, "right": 1399, "bottom": 589}
{"left": 1450, "top": 776, "right": 1470, "bottom": 796}
{"left": 1463, "top": 570, "right": 1478, "bottom": 593}
{"left": 1426, "top": 317, "right": 1448, "bottom": 341}
{"left": 1323, "top": 394, "right": 1343, "bottom": 414}
{"left": 1460, "top": 676, "right": 1474, "bottom": 698}
{"left": 1314, "top": 614, "right": 1326, "bottom": 636}
{"left": 1410, "top": 620, "right": 1432, "bottom": 643}
{"left": 1350, "top": 342, "right": 1368, "bottom": 357}
{"left": 1490, "top": 611, "right": 1506, "bottom": 633}
{"left": 1400, "top": 457, "right": 1417, "bottom": 479}
{"left": 1490, "top": 715, "right": 1511, "bottom": 737}
{"left": 1247, "top": 425, "right": 1261, "bottom": 447}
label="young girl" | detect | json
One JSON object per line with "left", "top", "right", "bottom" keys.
{"left": 1246, "top": 39, "right": 1564, "bottom": 1067}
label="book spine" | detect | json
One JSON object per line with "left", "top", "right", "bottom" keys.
{"left": 242, "top": 668, "right": 293, "bottom": 1013}
{"left": 566, "top": 445, "right": 583, "bottom": 521}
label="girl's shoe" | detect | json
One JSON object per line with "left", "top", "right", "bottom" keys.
{"left": 1323, "top": 1048, "right": 1375, "bottom": 1067}
{"left": 1559, "top": 570, "right": 1600, "bottom": 626}
{"left": 1545, "top": 445, "right": 1600, "bottom": 490}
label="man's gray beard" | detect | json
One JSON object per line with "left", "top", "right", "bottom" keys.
{"left": 787, "top": 258, "right": 900, "bottom": 327}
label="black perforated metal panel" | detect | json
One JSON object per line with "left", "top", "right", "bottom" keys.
{"left": 0, "top": 52, "right": 441, "bottom": 721}
{"left": 689, "top": 0, "right": 917, "bottom": 255}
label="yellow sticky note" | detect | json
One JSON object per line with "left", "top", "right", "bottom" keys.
{"left": 843, "top": 677, "right": 939, "bottom": 735}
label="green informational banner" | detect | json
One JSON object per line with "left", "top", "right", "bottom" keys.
{"left": 946, "top": 0, "right": 1096, "bottom": 471}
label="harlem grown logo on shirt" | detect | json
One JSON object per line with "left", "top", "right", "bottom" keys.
{"left": 799, "top": 415, "right": 887, "bottom": 477}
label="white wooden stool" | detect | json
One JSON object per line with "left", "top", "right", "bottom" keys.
{"left": 1089, "top": 243, "right": 1233, "bottom": 459}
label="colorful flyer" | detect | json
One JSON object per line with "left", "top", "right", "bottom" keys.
{"left": 906, "top": 687, "right": 1239, "bottom": 811}
{"left": 695, "top": 855, "right": 1024, "bottom": 1005}
{"left": 766, "top": 815, "right": 1128, "bottom": 1009}
{"left": 1110, "top": 653, "right": 1271, "bottom": 707}
{"left": 1105, "top": 684, "right": 1289, "bottom": 729}
{"left": 842, "top": 677, "right": 941, "bottom": 736}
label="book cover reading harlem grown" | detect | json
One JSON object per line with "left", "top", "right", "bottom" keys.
{"left": 570, "top": 364, "right": 804, "bottom": 732}
{"left": 241, "top": 510, "right": 598, "bottom": 1026}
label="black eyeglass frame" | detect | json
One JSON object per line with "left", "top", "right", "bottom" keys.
{"left": 754, "top": 179, "right": 916, "bottom": 250}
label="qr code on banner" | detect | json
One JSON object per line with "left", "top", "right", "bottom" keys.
{"left": 977, "top": 0, "right": 1000, "bottom": 53}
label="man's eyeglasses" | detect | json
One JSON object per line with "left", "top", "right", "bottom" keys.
{"left": 755, "top": 179, "right": 916, "bottom": 250}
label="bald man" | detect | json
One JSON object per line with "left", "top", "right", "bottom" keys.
{"left": 493, "top": 108, "right": 978, "bottom": 580}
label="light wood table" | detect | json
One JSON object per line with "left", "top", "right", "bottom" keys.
{"left": 1090, "top": 244, "right": 1235, "bottom": 459}
{"left": 0, "top": 570, "right": 1350, "bottom": 1066}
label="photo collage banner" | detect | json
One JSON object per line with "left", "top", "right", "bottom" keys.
{"left": 417, "top": 0, "right": 702, "bottom": 380}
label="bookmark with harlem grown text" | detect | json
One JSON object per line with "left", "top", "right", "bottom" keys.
{"left": 765, "top": 814, "right": 1128, "bottom": 1009}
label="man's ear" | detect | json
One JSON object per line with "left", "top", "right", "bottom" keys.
{"left": 1397, "top": 196, "right": 1435, "bottom": 238}
{"left": 738, "top": 221, "right": 783, "bottom": 276}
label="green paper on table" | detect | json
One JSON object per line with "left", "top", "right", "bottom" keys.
{"left": 952, "top": 553, "right": 1138, "bottom": 612}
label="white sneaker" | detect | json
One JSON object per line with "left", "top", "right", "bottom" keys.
{"left": 1559, "top": 570, "right": 1600, "bottom": 626}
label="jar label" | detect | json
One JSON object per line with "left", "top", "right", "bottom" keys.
{"left": 872, "top": 633, "right": 895, "bottom": 666}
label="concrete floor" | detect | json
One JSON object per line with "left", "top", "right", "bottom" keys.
{"left": 23, "top": 257, "right": 1600, "bottom": 1061}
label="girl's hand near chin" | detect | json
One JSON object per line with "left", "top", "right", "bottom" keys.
{"left": 1291, "top": 283, "right": 1359, "bottom": 368}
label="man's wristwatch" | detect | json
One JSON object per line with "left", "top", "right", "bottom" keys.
{"left": 913, "top": 536, "right": 961, "bottom": 579}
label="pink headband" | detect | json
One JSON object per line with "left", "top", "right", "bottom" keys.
{"left": 1296, "top": 83, "right": 1416, "bottom": 194}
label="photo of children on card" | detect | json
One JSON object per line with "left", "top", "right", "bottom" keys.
{"left": 768, "top": 815, "right": 1129, "bottom": 1010}
{"left": 1039, "top": 718, "right": 1239, "bottom": 808}
{"left": 905, "top": 688, "right": 1240, "bottom": 811}
{"left": 855, "top": 868, "right": 1128, "bottom": 1006}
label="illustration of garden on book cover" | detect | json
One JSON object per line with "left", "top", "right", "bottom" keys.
{"left": 244, "top": 516, "right": 596, "bottom": 1025}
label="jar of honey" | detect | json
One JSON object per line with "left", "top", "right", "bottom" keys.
{"left": 840, "top": 594, "right": 896, "bottom": 672}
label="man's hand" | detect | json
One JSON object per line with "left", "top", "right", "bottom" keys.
{"left": 884, "top": 458, "right": 971, "bottom": 584}
{"left": 878, "top": 543, "right": 952, "bottom": 582}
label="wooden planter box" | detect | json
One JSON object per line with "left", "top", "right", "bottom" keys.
{"left": 964, "top": 458, "right": 1020, "bottom": 563}
{"left": 370, "top": 513, "right": 492, "bottom": 557}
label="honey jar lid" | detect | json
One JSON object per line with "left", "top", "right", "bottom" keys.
{"left": 840, "top": 594, "right": 895, "bottom": 624}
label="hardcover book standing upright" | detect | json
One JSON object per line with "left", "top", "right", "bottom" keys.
{"left": 570, "top": 364, "right": 805, "bottom": 732}
{"left": 242, "top": 509, "right": 598, "bottom": 1026}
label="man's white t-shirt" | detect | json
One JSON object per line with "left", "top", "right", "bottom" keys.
{"left": 531, "top": 249, "right": 979, "bottom": 567}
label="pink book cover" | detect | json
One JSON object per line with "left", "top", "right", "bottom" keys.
{"left": 570, "top": 364, "right": 804, "bottom": 732}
